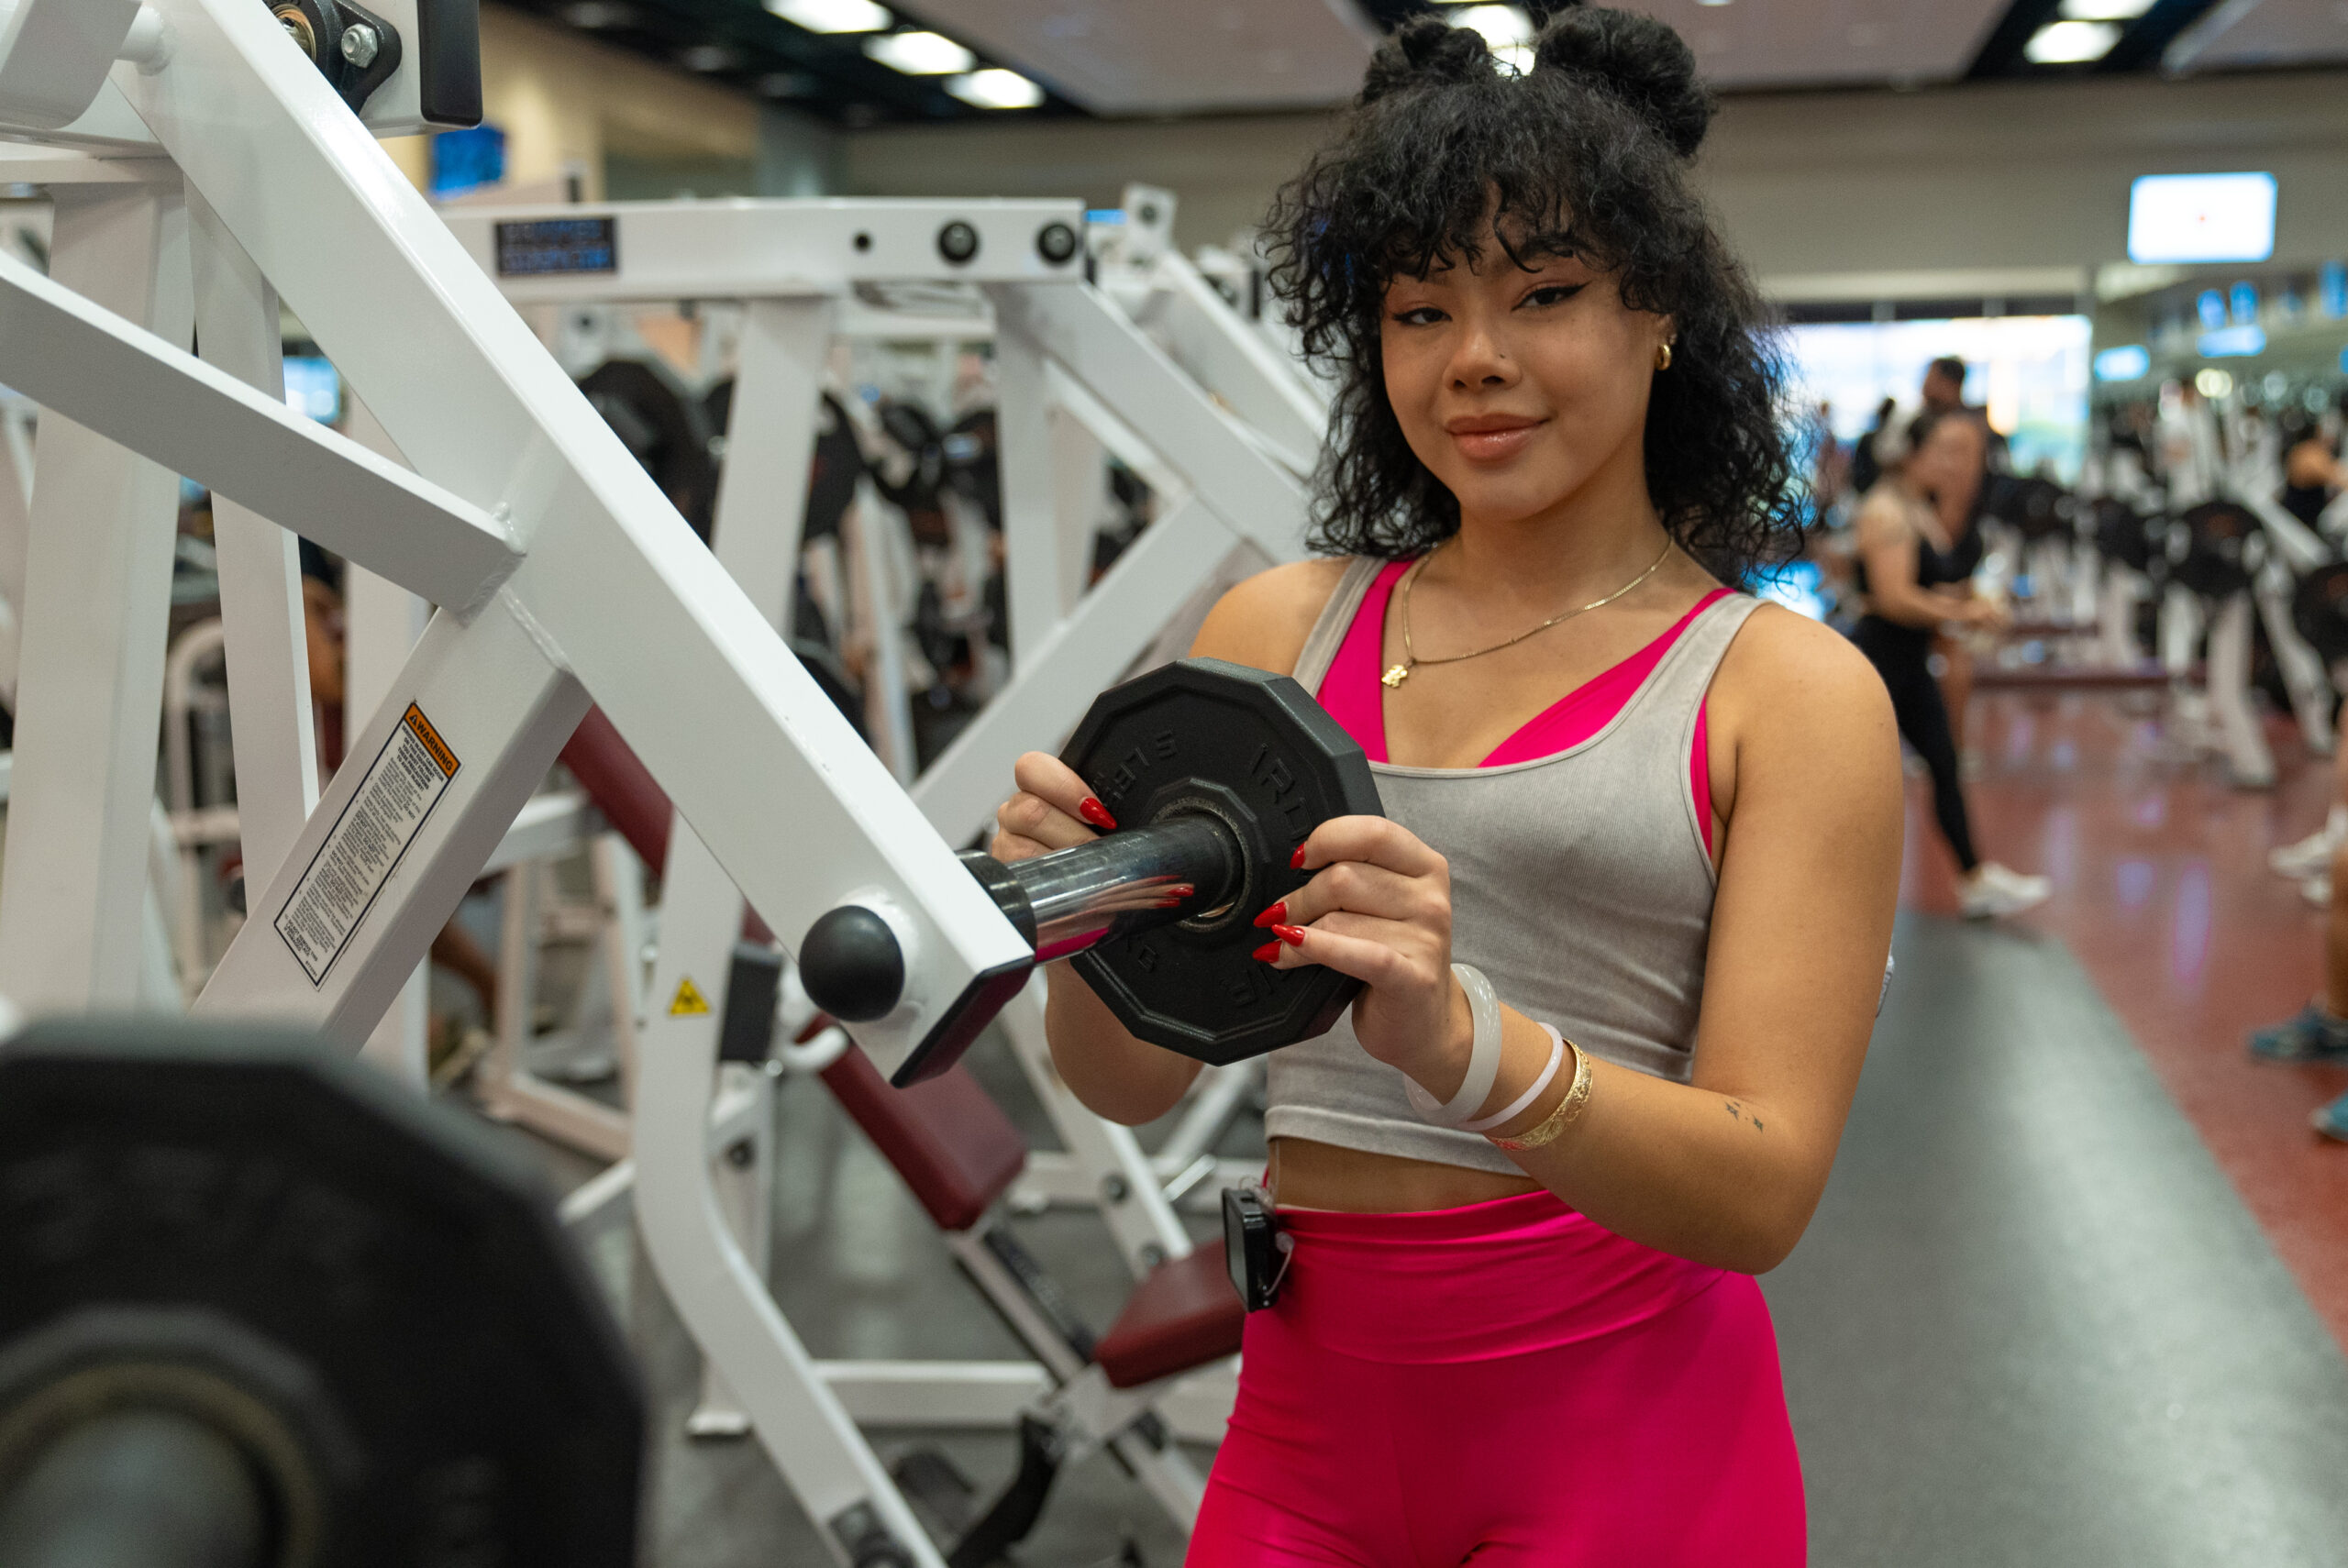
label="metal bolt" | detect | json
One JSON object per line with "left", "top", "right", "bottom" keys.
{"left": 1138, "top": 1242, "right": 1167, "bottom": 1268}
{"left": 1101, "top": 1174, "right": 1129, "bottom": 1205}
{"left": 339, "top": 21, "right": 380, "bottom": 67}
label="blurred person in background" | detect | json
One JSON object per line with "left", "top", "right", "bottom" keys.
{"left": 1850, "top": 412, "right": 2047, "bottom": 918}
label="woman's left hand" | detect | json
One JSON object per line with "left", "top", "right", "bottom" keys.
{"left": 1256, "top": 817, "right": 1464, "bottom": 1085}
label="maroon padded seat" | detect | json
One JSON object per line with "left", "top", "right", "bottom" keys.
{"left": 1093, "top": 1246, "right": 1246, "bottom": 1389}
{"left": 820, "top": 1043, "right": 1028, "bottom": 1234}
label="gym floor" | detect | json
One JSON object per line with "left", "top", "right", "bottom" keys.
{"left": 515, "top": 687, "right": 2348, "bottom": 1567}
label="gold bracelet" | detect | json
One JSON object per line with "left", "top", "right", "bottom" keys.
{"left": 1486, "top": 1036, "right": 1591, "bottom": 1153}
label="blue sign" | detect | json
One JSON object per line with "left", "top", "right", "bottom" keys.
{"left": 2230, "top": 282, "right": 2259, "bottom": 325}
{"left": 2094, "top": 345, "right": 2152, "bottom": 381}
{"left": 2323, "top": 261, "right": 2348, "bottom": 320}
{"left": 2198, "top": 289, "right": 2228, "bottom": 330}
{"left": 431, "top": 123, "right": 506, "bottom": 202}
{"left": 2198, "top": 325, "right": 2266, "bottom": 358}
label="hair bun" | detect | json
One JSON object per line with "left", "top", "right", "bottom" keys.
{"left": 1534, "top": 6, "right": 1713, "bottom": 159}
{"left": 1360, "top": 16, "right": 1495, "bottom": 105}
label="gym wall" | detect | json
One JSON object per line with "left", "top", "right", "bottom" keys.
{"left": 384, "top": 5, "right": 766, "bottom": 201}
{"left": 837, "top": 69, "right": 2348, "bottom": 297}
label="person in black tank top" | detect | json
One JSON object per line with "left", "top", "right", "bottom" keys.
{"left": 1850, "top": 413, "right": 2048, "bottom": 919}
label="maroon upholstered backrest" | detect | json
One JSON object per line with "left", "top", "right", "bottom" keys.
{"left": 819, "top": 1043, "right": 1028, "bottom": 1233}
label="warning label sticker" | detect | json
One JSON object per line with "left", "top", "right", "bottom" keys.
{"left": 275, "top": 704, "right": 461, "bottom": 987}
{"left": 669, "top": 977, "right": 711, "bottom": 1016}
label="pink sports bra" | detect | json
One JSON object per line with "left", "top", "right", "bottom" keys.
{"left": 1315, "top": 561, "right": 1732, "bottom": 852}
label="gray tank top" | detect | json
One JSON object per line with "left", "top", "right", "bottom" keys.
{"left": 1265, "top": 558, "right": 1763, "bottom": 1176}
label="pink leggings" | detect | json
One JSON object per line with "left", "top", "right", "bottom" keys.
{"left": 1187, "top": 1192, "right": 1805, "bottom": 1567}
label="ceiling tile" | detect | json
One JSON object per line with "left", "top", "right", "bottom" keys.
{"left": 1621, "top": 0, "right": 2013, "bottom": 89}
{"left": 2178, "top": 0, "right": 2348, "bottom": 72}
{"left": 898, "top": 0, "right": 1379, "bottom": 115}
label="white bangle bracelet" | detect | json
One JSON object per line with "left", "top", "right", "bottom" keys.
{"left": 1405, "top": 963, "right": 1503, "bottom": 1128}
{"left": 1458, "top": 1023, "right": 1566, "bottom": 1134}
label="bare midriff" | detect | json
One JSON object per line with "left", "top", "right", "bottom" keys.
{"left": 1268, "top": 1136, "right": 1544, "bottom": 1214}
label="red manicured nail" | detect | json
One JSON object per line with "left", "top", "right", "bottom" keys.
{"left": 1253, "top": 900, "right": 1288, "bottom": 929}
{"left": 1079, "top": 798, "right": 1117, "bottom": 831}
{"left": 1273, "top": 924, "right": 1306, "bottom": 947}
{"left": 1252, "top": 941, "right": 1281, "bottom": 963}
{"left": 1289, "top": 846, "right": 1308, "bottom": 869}
{"left": 1169, "top": 884, "right": 1196, "bottom": 899}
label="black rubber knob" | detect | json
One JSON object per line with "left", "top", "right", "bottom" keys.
{"left": 1035, "top": 221, "right": 1078, "bottom": 265}
{"left": 799, "top": 906, "right": 906, "bottom": 1022}
{"left": 936, "top": 220, "right": 980, "bottom": 266}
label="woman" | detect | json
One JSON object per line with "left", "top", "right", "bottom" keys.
{"left": 993, "top": 13, "right": 1899, "bottom": 1563}
{"left": 1852, "top": 412, "right": 2049, "bottom": 920}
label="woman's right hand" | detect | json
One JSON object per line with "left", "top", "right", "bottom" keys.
{"left": 991, "top": 751, "right": 1116, "bottom": 866}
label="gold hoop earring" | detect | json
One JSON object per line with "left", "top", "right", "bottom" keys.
{"left": 1656, "top": 341, "right": 1675, "bottom": 371}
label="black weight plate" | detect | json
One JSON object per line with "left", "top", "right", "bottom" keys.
{"left": 579, "top": 358, "right": 719, "bottom": 541}
{"left": 2171, "top": 500, "right": 2257, "bottom": 600}
{"left": 1064, "top": 658, "right": 1384, "bottom": 1066}
{"left": 2294, "top": 561, "right": 2348, "bottom": 665}
{"left": 1983, "top": 475, "right": 2069, "bottom": 543}
{"left": 2093, "top": 497, "right": 2155, "bottom": 574}
{"left": 0, "top": 1021, "right": 642, "bottom": 1568}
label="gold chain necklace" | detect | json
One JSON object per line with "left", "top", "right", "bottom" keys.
{"left": 1381, "top": 535, "right": 1676, "bottom": 689}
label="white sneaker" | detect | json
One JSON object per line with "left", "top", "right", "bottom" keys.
{"left": 1961, "top": 862, "right": 2052, "bottom": 920}
{"left": 2273, "top": 826, "right": 2342, "bottom": 880}
{"left": 2305, "top": 873, "right": 2332, "bottom": 911}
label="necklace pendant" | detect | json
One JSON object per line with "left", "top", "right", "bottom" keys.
{"left": 1381, "top": 664, "right": 1411, "bottom": 689}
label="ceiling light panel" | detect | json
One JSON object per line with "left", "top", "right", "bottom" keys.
{"left": 947, "top": 67, "right": 1045, "bottom": 107}
{"left": 2057, "top": 0, "right": 2154, "bottom": 19}
{"left": 767, "top": 0, "right": 892, "bottom": 32}
{"left": 1449, "top": 5, "right": 1533, "bottom": 47}
{"left": 2024, "top": 18, "right": 2121, "bottom": 61}
{"left": 1616, "top": 1, "right": 2009, "bottom": 90}
{"left": 885, "top": 0, "right": 1376, "bottom": 114}
{"left": 864, "top": 28, "right": 977, "bottom": 72}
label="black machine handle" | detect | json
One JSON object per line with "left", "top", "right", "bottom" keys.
{"left": 797, "top": 810, "right": 1243, "bottom": 1029}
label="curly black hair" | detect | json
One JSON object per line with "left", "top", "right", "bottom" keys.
{"left": 1265, "top": 6, "right": 1803, "bottom": 579}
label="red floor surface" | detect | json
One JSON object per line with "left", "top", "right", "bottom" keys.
{"left": 1905, "top": 690, "right": 2348, "bottom": 1350}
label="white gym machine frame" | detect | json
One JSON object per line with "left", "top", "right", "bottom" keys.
{"left": 0, "top": 6, "right": 1312, "bottom": 1558}
{"left": 438, "top": 194, "right": 1324, "bottom": 1508}
{"left": 445, "top": 193, "right": 1307, "bottom": 1265}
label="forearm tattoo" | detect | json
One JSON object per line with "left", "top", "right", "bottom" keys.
{"left": 1724, "top": 1099, "right": 1764, "bottom": 1132}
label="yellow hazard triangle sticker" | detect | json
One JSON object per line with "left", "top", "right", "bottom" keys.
{"left": 669, "top": 977, "right": 712, "bottom": 1016}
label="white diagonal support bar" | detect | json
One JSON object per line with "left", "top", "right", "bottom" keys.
{"left": 987, "top": 281, "right": 1309, "bottom": 558}
{"left": 189, "top": 184, "right": 318, "bottom": 894}
{"left": 138, "top": 0, "right": 1027, "bottom": 1075}
{"left": 912, "top": 498, "right": 1235, "bottom": 845}
{"left": 1144, "top": 251, "right": 1327, "bottom": 478}
{"left": 637, "top": 826, "right": 945, "bottom": 1566}
{"left": 0, "top": 246, "right": 521, "bottom": 613}
{"left": 0, "top": 182, "right": 190, "bottom": 1011}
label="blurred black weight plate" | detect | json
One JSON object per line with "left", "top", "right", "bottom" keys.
{"left": 2294, "top": 561, "right": 2348, "bottom": 665}
{"left": 0, "top": 1021, "right": 642, "bottom": 1568}
{"left": 2169, "top": 500, "right": 2258, "bottom": 600}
